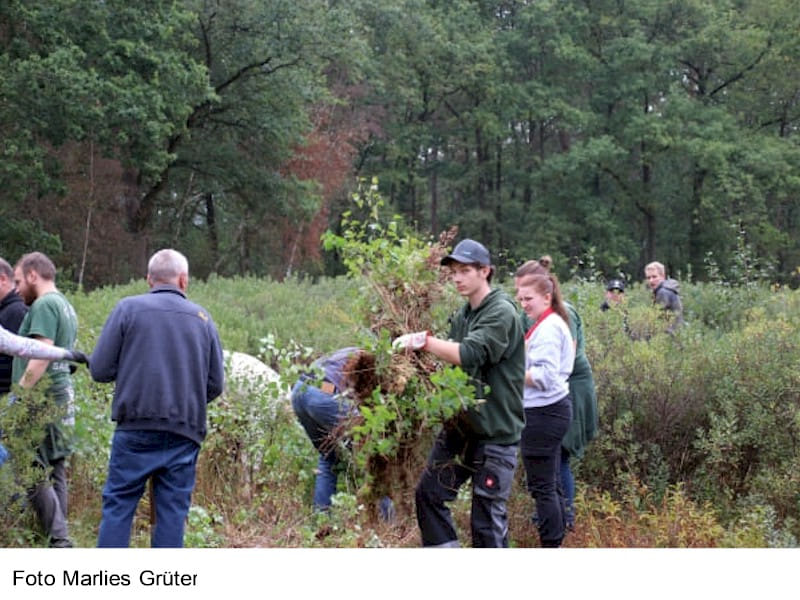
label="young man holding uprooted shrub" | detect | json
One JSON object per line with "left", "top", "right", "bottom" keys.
{"left": 393, "top": 239, "right": 525, "bottom": 547}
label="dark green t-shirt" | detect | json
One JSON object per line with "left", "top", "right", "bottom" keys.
{"left": 12, "top": 291, "right": 78, "bottom": 392}
{"left": 12, "top": 291, "right": 78, "bottom": 463}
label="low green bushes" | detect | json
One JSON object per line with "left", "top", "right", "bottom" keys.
{"left": 579, "top": 280, "right": 800, "bottom": 544}
{"left": 3, "top": 270, "right": 799, "bottom": 547}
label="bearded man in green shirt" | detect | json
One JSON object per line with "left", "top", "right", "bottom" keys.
{"left": 12, "top": 252, "right": 79, "bottom": 548}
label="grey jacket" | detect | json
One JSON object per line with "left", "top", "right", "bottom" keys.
{"left": 653, "top": 278, "right": 684, "bottom": 332}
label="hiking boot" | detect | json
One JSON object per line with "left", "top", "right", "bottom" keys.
{"left": 49, "top": 537, "right": 74, "bottom": 548}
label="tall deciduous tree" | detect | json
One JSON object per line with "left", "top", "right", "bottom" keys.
{"left": 0, "top": 0, "right": 209, "bottom": 276}
{"left": 143, "top": 0, "right": 369, "bottom": 278}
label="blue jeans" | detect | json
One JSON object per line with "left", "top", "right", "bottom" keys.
{"left": 291, "top": 379, "right": 351, "bottom": 510}
{"left": 560, "top": 448, "right": 575, "bottom": 528}
{"left": 97, "top": 429, "right": 199, "bottom": 548}
{"left": 520, "top": 396, "right": 572, "bottom": 547}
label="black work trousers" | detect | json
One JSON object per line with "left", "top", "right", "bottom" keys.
{"left": 415, "top": 426, "right": 518, "bottom": 547}
{"left": 520, "top": 396, "right": 572, "bottom": 547}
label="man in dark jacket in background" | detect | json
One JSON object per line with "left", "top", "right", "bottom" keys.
{"left": 89, "top": 248, "right": 225, "bottom": 547}
{"left": 645, "top": 261, "right": 684, "bottom": 332}
{"left": 0, "top": 257, "right": 28, "bottom": 395}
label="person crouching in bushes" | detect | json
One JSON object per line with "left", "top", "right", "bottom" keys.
{"left": 515, "top": 272, "right": 575, "bottom": 547}
{"left": 291, "top": 347, "right": 393, "bottom": 520}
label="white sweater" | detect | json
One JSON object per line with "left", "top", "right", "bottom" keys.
{"left": 523, "top": 312, "right": 575, "bottom": 408}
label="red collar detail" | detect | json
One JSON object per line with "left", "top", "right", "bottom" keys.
{"left": 524, "top": 307, "right": 555, "bottom": 341}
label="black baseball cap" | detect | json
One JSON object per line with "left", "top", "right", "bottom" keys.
{"left": 441, "top": 239, "right": 492, "bottom": 267}
{"left": 606, "top": 278, "right": 625, "bottom": 292}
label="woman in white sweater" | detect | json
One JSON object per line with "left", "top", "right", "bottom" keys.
{"left": 515, "top": 272, "right": 575, "bottom": 547}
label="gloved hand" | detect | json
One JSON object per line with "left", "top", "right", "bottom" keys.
{"left": 68, "top": 350, "right": 90, "bottom": 366}
{"left": 392, "top": 331, "right": 429, "bottom": 351}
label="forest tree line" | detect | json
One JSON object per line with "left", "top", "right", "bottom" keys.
{"left": 1, "top": 0, "right": 799, "bottom": 289}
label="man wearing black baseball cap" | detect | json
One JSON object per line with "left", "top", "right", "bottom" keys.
{"left": 393, "top": 238, "right": 525, "bottom": 547}
{"left": 600, "top": 278, "right": 625, "bottom": 311}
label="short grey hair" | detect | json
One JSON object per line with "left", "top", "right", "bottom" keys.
{"left": 147, "top": 249, "right": 189, "bottom": 284}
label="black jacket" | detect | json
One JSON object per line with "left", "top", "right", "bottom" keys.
{"left": 0, "top": 290, "right": 28, "bottom": 394}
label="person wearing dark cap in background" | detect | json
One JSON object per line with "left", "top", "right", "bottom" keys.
{"left": 392, "top": 238, "right": 525, "bottom": 547}
{"left": 600, "top": 278, "right": 626, "bottom": 312}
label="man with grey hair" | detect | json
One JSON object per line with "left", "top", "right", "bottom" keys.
{"left": 89, "top": 249, "right": 225, "bottom": 547}
{"left": 644, "top": 261, "right": 684, "bottom": 332}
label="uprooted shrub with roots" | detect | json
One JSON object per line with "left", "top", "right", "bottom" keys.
{"left": 321, "top": 185, "right": 478, "bottom": 520}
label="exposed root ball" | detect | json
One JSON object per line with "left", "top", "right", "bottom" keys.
{"left": 343, "top": 351, "right": 378, "bottom": 400}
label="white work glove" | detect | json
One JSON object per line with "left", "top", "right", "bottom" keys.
{"left": 392, "top": 331, "right": 429, "bottom": 351}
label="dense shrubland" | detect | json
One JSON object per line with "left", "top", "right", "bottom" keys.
{"left": 2, "top": 273, "right": 799, "bottom": 547}
{"left": 2, "top": 220, "right": 799, "bottom": 546}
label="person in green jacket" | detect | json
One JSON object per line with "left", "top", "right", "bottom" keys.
{"left": 515, "top": 256, "right": 598, "bottom": 531}
{"left": 393, "top": 238, "right": 525, "bottom": 547}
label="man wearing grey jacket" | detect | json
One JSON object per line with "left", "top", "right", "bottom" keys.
{"left": 644, "top": 261, "right": 684, "bottom": 332}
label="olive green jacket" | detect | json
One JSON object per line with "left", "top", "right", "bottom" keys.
{"left": 449, "top": 288, "right": 525, "bottom": 445}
